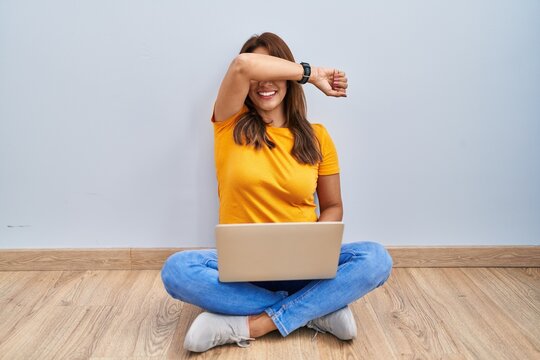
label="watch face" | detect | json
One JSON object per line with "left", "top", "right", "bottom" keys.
{"left": 298, "top": 62, "right": 310, "bottom": 84}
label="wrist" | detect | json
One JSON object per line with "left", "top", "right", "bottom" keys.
{"left": 307, "top": 66, "right": 318, "bottom": 84}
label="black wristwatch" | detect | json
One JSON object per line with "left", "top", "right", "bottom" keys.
{"left": 297, "top": 62, "right": 311, "bottom": 84}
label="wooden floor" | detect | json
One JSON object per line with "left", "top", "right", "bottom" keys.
{"left": 0, "top": 268, "right": 538, "bottom": 360}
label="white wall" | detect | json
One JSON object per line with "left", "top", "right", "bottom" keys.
{"left": 1, "top": 0, "right": 539, "bottom": 248}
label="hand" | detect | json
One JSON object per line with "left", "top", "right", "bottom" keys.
{"left": 309, "top": 67, "right": 348, "bottom": 97}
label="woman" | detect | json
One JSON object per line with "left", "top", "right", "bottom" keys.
{"left": 161, "top": 32, "right": 393, "bottom": 353}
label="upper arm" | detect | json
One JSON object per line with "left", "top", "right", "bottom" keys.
{"left": 213, "top": 54, "right": 251, "bottom": 122}
{"left": 316, "top": 173, "right": 343, "bottom": 212}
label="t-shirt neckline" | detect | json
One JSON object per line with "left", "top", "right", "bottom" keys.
{"left": 265, "top": 124, "right": 290, "bottom": 131}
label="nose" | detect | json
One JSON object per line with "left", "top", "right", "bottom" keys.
{"left": 259, "top": 80, "right": 273, "bottom": 86}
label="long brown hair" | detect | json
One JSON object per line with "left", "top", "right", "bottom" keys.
{"left": 233, "top": 32, "right": 322, "bottom": 165}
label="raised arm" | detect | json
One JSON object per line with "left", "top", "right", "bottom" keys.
{"left": 213, "top": 53, "right": 348, "bottom": 122}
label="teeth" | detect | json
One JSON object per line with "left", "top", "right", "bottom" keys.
{"left": 258, "top": 91, "right": 276, "bottom": 96}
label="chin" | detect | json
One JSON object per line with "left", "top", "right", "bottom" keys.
{"left": 258, "top": 104, "right": 280, "bottom": 112}
{"left": 251, "top": 99, "right": 279, "bottom": 111}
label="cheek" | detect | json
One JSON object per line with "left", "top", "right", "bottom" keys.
{"left": 248, "top": 83, "right": 258, "bottom": 96}
{"left": 247, "top": 88, "right": 258, "bottom": 102}
{"left": 279, "top": 89, "right": 287, "bottom": 101}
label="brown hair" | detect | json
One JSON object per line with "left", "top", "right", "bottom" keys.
{"left": 233, "top": 32, "right": 322, "bottom": 165}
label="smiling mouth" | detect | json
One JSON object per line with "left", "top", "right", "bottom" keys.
{"left": 257, "top": 90, "right": 277, "bottom": 99}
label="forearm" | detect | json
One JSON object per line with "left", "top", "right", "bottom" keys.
{"left": 235, "top": 53, "right": 305, "bottom": 82}
{"left": 317, "top": 205, "right": 343, "bottom": 222}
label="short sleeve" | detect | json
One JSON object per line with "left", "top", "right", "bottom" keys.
{"left": 314, "top": 124, "right": 340, "bottom": 175}
{"left": 211, "top": 104, "right": 249, "bottom": 135}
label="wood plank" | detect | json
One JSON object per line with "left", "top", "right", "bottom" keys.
{"left": 409, "top": 268, "right": 539, "bottom": 359}
{"left": 128, "top": 271, "right": 182, "bottom": 358}
{"left": 407, "top": 268, "right": 498, "bottom": 359}
{"left": 365, "top": 268, "right": 464, "bottom": 359}
{"left": 397, "top": 269, "right": 466, "bottom": 357}
{"left": 358, "top": 269, "right": 414, "bottom": 357}
{"left": 0, "top": 271, "right": 119, "bottom": 358}
{"left": 461, "top": 268, "right": 540, "bottom": 343}
{"left": 524, "top": 267, "right": 540, "bottom": 280}
{"left": 452, "top": 268, "right": 539, "bottom": 357}
{"left": 52, "top": 270, "right": 140, "bottom": 307}
{"left": 0, "top": 271, "right": 63, "bottom": 345}
{"left": 89, "top": 357, "right": 164, "bottom": 360}
{"left": 490, "top": 268, "right": 540, "bottom": 310}
{"left": 0, "top": 268, "right": 538, "bottom": 359}
{"left": 0, "top": 248, "right": 131, "bottom": 271}
{"left": 348, "top": 296, "right": 396, "bottom": 359}
{"left": 90, "top": 271, "right": 181, "bottom": 358}
{"left": 35, "top": 305, "right": 115, "bottom": 359}
{"left": 131, "top": 248, "right": 206, "bottom": 270}
{"left": 389, "top": 246, "right": 540, "bottom": 267}
{"left": 1, "top": 246, "right": 539, "bottom": 271}
{"left": 0, "top": 300, "right": 91, "bottom": 358}
{"left": 0, "top": 271, "right": 49, "bottom": 305}
{"left": 163, "top": 303, "right": 202, "bottom": 359}
{"left": 314, "top": 327, "right": 359, "bottom": 360}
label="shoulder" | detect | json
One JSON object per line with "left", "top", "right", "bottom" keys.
{"left": 311, "top": 123, "right": 325, "bottom": 133}
{"left": 212, "top": 104, "right": 250, "bottom": 135}
{"left": 212, "top": 104, "right": 249, "bottom": 124}
{"left": 311, "top": 122, "right": 339, "bottom": 153}
{"left": 310, "top": 123, "right": 332, "bottom": 140}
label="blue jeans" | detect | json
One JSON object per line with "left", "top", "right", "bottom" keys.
{"left": 160, "top": 241, "right": 393, "bottom": 336}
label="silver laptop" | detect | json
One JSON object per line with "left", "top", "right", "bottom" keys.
{"left": 215, "top": 221, "right": 344, "bottom": 282}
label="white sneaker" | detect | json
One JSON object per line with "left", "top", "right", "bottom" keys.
{"left": 183, "top": 312, "right": 255, "bottom": 352}
{"left": 306, "top": 305, "right": 357, "bottom": 340}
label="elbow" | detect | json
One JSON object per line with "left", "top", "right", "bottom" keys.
{"left": 231, "top": 53, "right": 251, "bottom": 77}
{"left": 335, "top": 205, "right": 344, "bottom": 221}
{"left": 319, "top": 204, "right": 343, "bottom": 222}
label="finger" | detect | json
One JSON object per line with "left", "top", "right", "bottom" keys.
{"left": 334, "top": 75, "right": 347, "bottom": 84}
{"left": 332, "top": 84, "right": 347, "bottom": 92}
{"left": 332, "top": 73, "right": 347, "bottom": 88}
{"left": 326, "top": 88, "right": 340, "bottom": 97}
{"left": 328, "top": 88, "right": 347, "bottom": 97}
{"left": 332, "top": 75, "right": 340, "bottom": 90}
{"left": 333, "top": 80, "right": 348, "bottom": 89}
{"left": 335, "top": 75, "right": 348, "bottom": 84}
{"left": 337, "top": 87, "right": 347, "bottom": 97}
{"left": 335, "top": 74, "right": 347, "bottom": 81}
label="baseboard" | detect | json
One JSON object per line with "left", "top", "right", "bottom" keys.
{"left": 0, "top": 246, "right": 538, "bottom": 271}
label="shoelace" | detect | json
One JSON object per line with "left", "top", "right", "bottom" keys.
{"left": 232, "top": 335, "right": 256, "bottom": 348}
{"left": 306, "top": 321, "right": 327, "bottom": 341}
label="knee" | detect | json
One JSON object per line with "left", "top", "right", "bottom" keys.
{"left": 350, "top": 241, "right": 393, "bottom": 287}
{"left": 160, "top": 250, "right": 200, "bottom": 300}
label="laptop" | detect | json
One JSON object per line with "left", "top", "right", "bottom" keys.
{"left": 215, "top": 221, "right": 344, "bottom": 282}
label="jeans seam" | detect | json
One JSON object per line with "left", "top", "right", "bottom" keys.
{"left": 273, "top": 314, "right": 289, "bottom": 336}
{"left": 264, "top": 308, "right": 288, "bottom": 336}
{"left": 272, "top": 259, "right": 356, "bottom": 333}
{"left": 284, "top": 258, "right": 357, "bottom": 313}
{"left": 281, "top": 279, "right": 323, "bottom": 311}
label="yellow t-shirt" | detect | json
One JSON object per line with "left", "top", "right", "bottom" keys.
{"left": 212, "top": 105, "right": 340, "bottom": 224}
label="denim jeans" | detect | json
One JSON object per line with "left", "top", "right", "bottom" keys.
{"left": 160, "top": 241, "right": 393, "bottom": 336}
